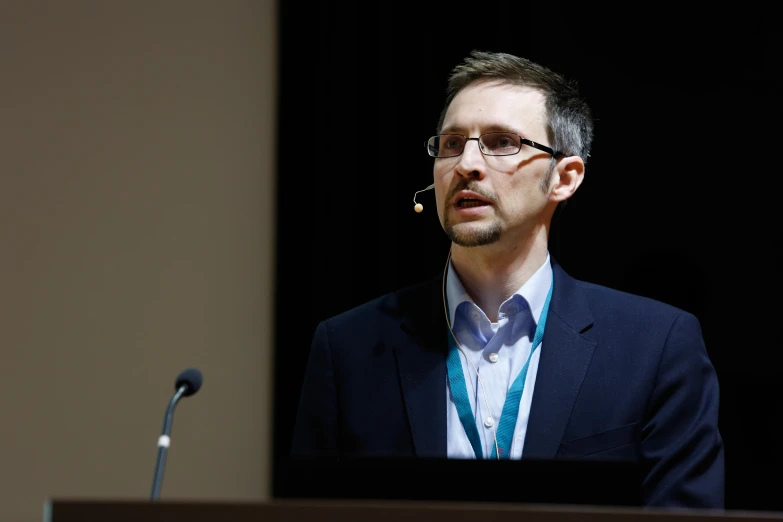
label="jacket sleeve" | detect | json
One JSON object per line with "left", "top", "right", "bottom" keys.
{"left": 291, "top": 321, "right": 340, "bottom": 457}
{"left": 641, "top": 311, "right": 724, "bottom": 508}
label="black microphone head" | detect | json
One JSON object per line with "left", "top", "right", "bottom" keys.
{"left": 175, "top": 368, "right": 203, "bottom": 397}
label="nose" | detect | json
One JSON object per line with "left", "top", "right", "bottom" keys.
{"left": 454, "top": 138, "right": 487, "bottom": 180}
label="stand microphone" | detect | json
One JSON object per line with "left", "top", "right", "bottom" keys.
{"left": 150, "top": 368, "right": 203, "bottom": 501}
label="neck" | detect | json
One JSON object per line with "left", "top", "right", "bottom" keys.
{"left": 450, "top": 227, "right": 549, "bottom": 323}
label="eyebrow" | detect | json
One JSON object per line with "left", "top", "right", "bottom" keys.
{"left": 440, "top": 123, "right": 526, "bottom": 136}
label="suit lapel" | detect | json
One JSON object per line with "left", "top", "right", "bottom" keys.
{"left": 523, "top": 259, "right": 597, "bottom": 459}
{"left": 391, "top": 275, "right": 448, "bottom": 458}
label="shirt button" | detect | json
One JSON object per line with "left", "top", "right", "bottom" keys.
{"left": 488, "top": 352, "right": 499, "bottom": 363}
{"left": 484, "top": 416, "right": 494, "bottom": 428}
{"left": 470, "top": 310, "right": 481, "bottom": 321}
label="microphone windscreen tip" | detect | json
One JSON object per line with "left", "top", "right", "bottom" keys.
{"left": 175, "top": 368, "right": 203, "bottom": 397}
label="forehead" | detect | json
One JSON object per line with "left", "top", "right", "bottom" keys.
{"left": 442, "top": 81, "right": 547, "bottom": 137}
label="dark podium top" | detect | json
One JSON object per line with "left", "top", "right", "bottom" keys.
{"left": 280, "top": 456, "right": 644, "bottom": 507}
{"left": 45, "top": 499, "right": 783, "bottom": 522}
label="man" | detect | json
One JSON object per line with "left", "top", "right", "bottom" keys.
{"left": 292, "top": 50, "right": 724, "bottom": 508}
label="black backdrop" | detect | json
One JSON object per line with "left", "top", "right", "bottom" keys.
{"left": 273, "top": 2, "right": 781, "bottom": 510}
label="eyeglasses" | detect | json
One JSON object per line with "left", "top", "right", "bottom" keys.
{"left": 425, "top": 132, "right": 565, "bottom": 159}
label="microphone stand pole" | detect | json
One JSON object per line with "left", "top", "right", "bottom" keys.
{"left": 150, "top": 386, "right": 187, "bottom": 501}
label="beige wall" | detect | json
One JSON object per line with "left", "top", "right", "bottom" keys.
{"left": 0, "top": 1, "right": 276, "bottom": 521}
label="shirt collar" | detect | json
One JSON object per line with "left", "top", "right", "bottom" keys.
{"left": 445, "top": 252, "right": 553, "bottom": 327}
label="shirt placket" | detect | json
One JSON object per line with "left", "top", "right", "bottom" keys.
{"left": 477, "top": 320, "right": 508, "bottom": 458}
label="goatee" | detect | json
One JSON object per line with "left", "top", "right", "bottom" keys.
{"left": 443, "top": 219, "right": 502, "bottom": 247}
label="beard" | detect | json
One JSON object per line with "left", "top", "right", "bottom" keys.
{"left": 443, "top": 217, "right": 502, "bottom": 247}
{"left": 441, "top": 180, "right": 502, "bottom": 247}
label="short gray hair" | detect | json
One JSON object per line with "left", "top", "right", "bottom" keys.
{"left": 437, "top": 50, "right": 594, "bottom": 163}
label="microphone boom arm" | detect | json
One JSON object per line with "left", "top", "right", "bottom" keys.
{"left": 413, "top": 183, "right": 435, "bottom": 213}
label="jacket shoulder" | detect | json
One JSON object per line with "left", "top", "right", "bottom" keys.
{"left": 321, "top": 276, "right": 439, "bottom": 331}
{"left": 577, "top": 279, "right": 692, "bottom": 321}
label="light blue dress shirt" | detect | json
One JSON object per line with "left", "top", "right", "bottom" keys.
{"left": 445, "top": 253, "right": 553, "bottom": 459}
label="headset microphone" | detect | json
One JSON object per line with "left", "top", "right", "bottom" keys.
{"left": 413, "top": 183, "right": 435, "bottom": 213}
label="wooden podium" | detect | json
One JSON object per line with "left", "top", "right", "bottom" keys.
{"left": 44, "top": 499, "right": 783, "bottom": 522}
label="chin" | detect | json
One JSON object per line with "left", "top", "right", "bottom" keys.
{"left": 445, "top": 222, "right": 502, "bottom": 247}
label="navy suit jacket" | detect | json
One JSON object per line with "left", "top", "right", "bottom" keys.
{"left": 292, "top": 258, "right": 724, "bottom": 508}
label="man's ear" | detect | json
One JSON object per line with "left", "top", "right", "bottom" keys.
{"left": 550, "top": 155, "right": 585, "bottom": 203}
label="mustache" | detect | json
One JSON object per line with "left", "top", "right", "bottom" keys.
{"left": 447, "top": 181, "right": 498, "bottom": 204}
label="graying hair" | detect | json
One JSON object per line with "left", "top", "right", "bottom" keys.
{"left": 437, "top": 50, "right": 594, "bottom": 164}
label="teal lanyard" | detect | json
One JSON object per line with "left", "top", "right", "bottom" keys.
{"left": 445, "top": 277, "right": 553, "bottom": 459}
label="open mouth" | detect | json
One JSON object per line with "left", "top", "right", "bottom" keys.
{"left": 457, "top": 197, "right": 491, "bottom": 208}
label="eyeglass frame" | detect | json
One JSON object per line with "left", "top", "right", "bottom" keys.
{"left": 425, "top": 132, "right": 567, "bottom": 159}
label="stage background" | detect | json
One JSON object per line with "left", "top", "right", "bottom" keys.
{"left": 274, "top": 2, "right": 781, "bottom": 511}
{"left": 0, "top": 2, "right": 276, "bottom": 522}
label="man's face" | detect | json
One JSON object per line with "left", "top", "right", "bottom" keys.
{"left": 434, "top": 81, "right": 556, "bottom": 248}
